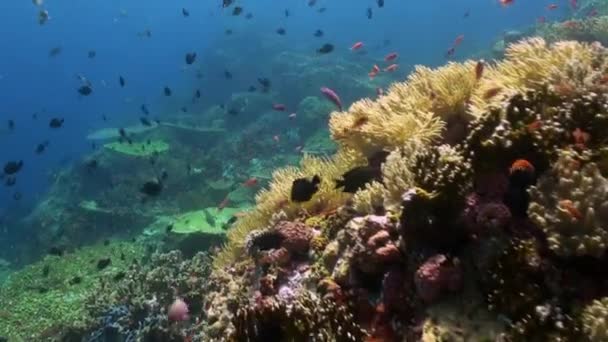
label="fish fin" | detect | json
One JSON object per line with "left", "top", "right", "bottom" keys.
{"left": 334, "top": 178, "right": 344, "bottom": 189}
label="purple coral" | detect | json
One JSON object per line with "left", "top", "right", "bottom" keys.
{"left": 414, "top": 254, "right": 462, "bottom": 303}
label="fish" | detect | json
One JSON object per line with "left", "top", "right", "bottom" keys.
{"left": 4, "top": 176, "right": 16, "bottom": 187}
{"left": 366, "top": 7, "right": 373, "bottom": 19}
{"left": 384, "top": 64, "right": 398, "bottom": 72}
{"left": 49, "top": 46, "right": 62, "bottom": 57}
{"left": 258, "top": 77, "right": 271, "bottom": 90}
{"left": 140, "top": 179, "right": 163, "bottom": 196}
{"left": 446, "top": 47, "right": 456, "bottom": 58}
{"left": 285, "top": 9, "right": 290, "bottom": 17}
{"left": 248, "top": 86, "right": 257, "bottom": 92}
{"left": 227, "top": 108, "right": 239, "bottom": 116}
{"left": 475, "top": 60, "right": 485, "bottom": 80}
{"left": 291, "top": 175, "right": 321, "bottom": 202}
{"left": 35, "top": 141, "right": 49, "bottom": 154}
{"left": 185, "top": 52, "right": 197, "bottom": 64}
{"left": 33, "top": 0, "right": 44, "bottom": 6}
{"left": 499, "top": 0, "right": 514, "bottom": 7}
{"left": 78, "top": 85, "right": 93, "bottom": 96}
{"left": 384, "top": 52, "right": 398, "bottom": 61}
{"left": 195, "top": 89, "right": 201, "bottom": 98}
{"left": 7, "top": 120, "right": 14, "bottom": 130}
{"left": 119, "top": 76, "right": 125, "bottom": 87}
{"left": 308, "top": 0, "right": 317, "bottom": 7}
{"left": 547, "top": 4, "right": 558, "bottom": 10}
{"left": 242, "top": 178, "right": 258, "bottom": 187}
{"left": 276, "top": 28, "right": 286, "bottom": 35}
{"left": 38, "top": 9, "right": 50, "bottom": 25}
{"left": 140, "top": 117, "right": 152, "bottom": 126}
{"left": 376, "top": 87, "right": 383, "bottom": 97}
{"left": 49, "top": 118, "right": 64, "bottom": 128}
{"left": 350, "top": 42, "right": 364, "bottom": 51}
{"left": 273, "top": 104, "right": 287, "bottom": 111}
{"left": 88, "top": 50, "right": 96, "bottom": 58}
{"left": 245, "top": 13, "right": 253, "bottom": 19}
{"left": 320, "top": 87, "right": 343, "bottom": 111}
{"left": 218, "top": 197, "right": 230, "bottom": 210}
{"left": 369, "top": 64, "right": 380, "bottom": 79}
{"left": 223, "top": 0, "right": 234, "bottom": 8}
{"left": 224, "top": 70, "right": 233, "bottom": 79}
{"left": 182, "top": 8, "right": 190, "bottom": 17}
{"left": 317, "top": 43, "right": 334, "bottom": 54}
{"left": 203, "top": 210, "right": 216, "bottom": 227}
{"left": 453, "top": 34, "right": 464, "bottom": 47}
{"left": 141, "top": 104, "right": 149, "bottom": 115}
{"left": 164, "top": 86, "right": 172, "bottom": 96}
{"left": 570, "top": 0, "right": 577, "bottom": 9}
{"left": 314, "top": 29, "right": 324, "bottom": 37}
{"left": 232, "top": 6, "right": 243, "bottom": 16}
{"left": 335, "top": 166, "right": 382, "bottom": 193}
{"left": 3, "top": 161, "right": 23, "bottom": 175}
{"left": 86, "top": 159, "right": 98, "bottom": 170}
{"left": 537, "top": 16, "right": 546, "bottom": 24}
{"left": 225, "top": 29, "right": 233, "bottom": 35}
{"left": 289, "top": 113, "right": 297, "bottom": 120}
{"left": 463, "top": 10, "right": 470, "bottom": 18}
{"left": 96, "top": 258, "right": 111, "bottom": 270}
{"left": 318, "top": 7, "right": 326, "bottom": 13}
{"left": 138, "top": 29, "right": 152, "bottom": 38}
{"left": 273, "top": 135, "right": 280, "bottom": 143}
{"left": 48, "top": 246, "right": 64, "bottom": 256}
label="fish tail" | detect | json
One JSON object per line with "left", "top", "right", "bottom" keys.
{"left": 334, "top": 178, "right": 343, "bottom": 189}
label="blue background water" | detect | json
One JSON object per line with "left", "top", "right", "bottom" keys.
{"left": 0, "top": 0, "right": 567, "bottom": 218}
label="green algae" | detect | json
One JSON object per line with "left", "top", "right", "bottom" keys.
{"left": 0, "top": 241, "right": 144, "bottom": 341}
{"left": 104, "top": 140, "right": 169, "bottom": 157}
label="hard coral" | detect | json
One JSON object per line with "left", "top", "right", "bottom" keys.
{"left": 529, "top": 149, "right": 608, "bottom": 257}
{"left": 414, "top": 254, "right": 463, "bottom": 303}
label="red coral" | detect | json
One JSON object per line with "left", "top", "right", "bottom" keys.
{"left": 274, "top": 221, "right": 313, "bottom": 254}
{"left": 414, "top": 254, "right": 463, "bottom": 303}
{"left": 259, "top": 247, "right": 291, "bottom": 266}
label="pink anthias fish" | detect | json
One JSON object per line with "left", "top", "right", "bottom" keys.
{"left": 320, "top": 87, "right": 343, "bottom": 111}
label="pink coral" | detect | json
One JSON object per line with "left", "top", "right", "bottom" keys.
{"left": 414, "top": 254, "right": 462, "bottom": 303}
{"left": 352, "top": 215, "right": 402, "bottom": 274}
{"left": 168, "top": 298, "right": 189, "bottom": 321}
{"left": 274, "top": 221, "right": 313, "bottom": 254}
{"left": 375, "top": 244, "right": 401, "bottom": 264}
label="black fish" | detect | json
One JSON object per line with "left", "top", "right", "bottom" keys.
{"left": 140, "top": 117, "right": 152, "bottom": 126}
{"left": 119, "top": 76, "right": 125, "bottom": 87}
{"left": 113, "top": 271, "right": 126, "bottom": 281}
{"left": 32, "top": 113, "right": 38, "bottom": 120}
{"left": 35, "top": 141, "right": 49, "bottom": 154}
{"left": 224, "top": 70, "right": 233, "bottom": 79}
{"left": 160, "top": 170, "right": 169, "bottom": 181}
{"left": 317, "top": 7, "right": 326, "bottom": 13}
{"left": 291, "top": 175, "right": 321, "bottom": 202}
{"left": 257, "top": 77, "right": 271, "bottom": 89}
{"left": 335, "top": 166, "right": 382, "bottom": 193}
{"left": 232, "top": 6, "right": 243, "bottom": 16}
{"left": 245, "top": 13, "right": 253, "bottom": 19}
{"left": 119, "top": 128, "right": 127, "bottom": 138}
{"left": 5, "top": 176, "right": 16, "bottom": 187}
{"left": 314, "top": 29, "right": 324, "bottom": 37}
{"left": 166, "top": 224, "right": 174, "bottom": 233}
{"left": 141, "top": 104, "right": 149, "bottom": 115}
{"left": 140, "top": 180, "right": 163, "bottom": 196}
{"left": 96, "top": 258, "right": 111, "bottom": 270}
{"left": 308, "top": 0, "right": 317, "bottom": 7}
{"left": 49, "top": 118, "right": 64, "bottom": 128}
{"left": 185, "top": 52, "right": 197, "bottom": 64}
{"left": 164, "top": 86, "right": 172, "bottom": 96}
{"left": 227, "top": 108, "right": 239, "bottom": 116}
{"left": 78, "top": 85, "right": 93, "bottom": 96}
{"left": 317, "top": 43, "right": 334, "bottom": 54}
{"left": 102, "top": 114, "right": 107, "bottom": 121}
{"left": 48, "top": 246, "right": 64, "bottom": 256}
{"left": 195, "top": 89, "right": 201, "bottom": 98}
{"left": 285, "top": 9, "right": 290, "bottom": 17}
{"left": 367, "top": 7, "right": 373, "bottom": 19}
{"left": 276, "top": 28, "right": 286, "bottom": 35}
{"left": 91, "top": 142, "right": 97, "bottom": 150}
{"left": 13, "top": 192, "right": 21, "bottom": 201}
{"left": 223, "top": 0, "right": 234, "bottom": 8}
{"left": 225, "top": 29, "right": 233, "bottom": 35}
{"left": 248, "top": 86, "right": 257, "bottom": 92}
{"left": 49, "top": 47, "right": 62, "bottom": 57}
{"left": 3, "top": 161, "right": 23, "bottom": 175}
{"left": 463, "top": 10, "right": 470, "bottom": 18}
{"left": 377, "top": 0, "right": 384, "bottom": 8}
{"left": 88, "top": 50, "right": 96, "bottom": 58}
{"left": 7, "top": 120, "right": 14, "bottom": 130}
{"left": 181, "top": 107, "right": 188, "bottom": 112}
{"left": 86, "top": 159, "right": 98, "bottom": 170}
{"left": 182, "top": 8, "right": 190, "bottom": 17}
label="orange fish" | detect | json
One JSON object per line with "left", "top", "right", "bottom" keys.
{"left": 547, "top": 4, "right": 558, "bottom": 10}
{"left": 384, "top": 52, "right": 398, "bottom": 62}
{"left": 475, "top": 60, "right": 485, "bottom": 80}
{"left": 453, "top": 34, "right": 464, "bottom": 47}
{"left": 384, "top": 64, "right": 398, "bottom": 72}
{"left": 368, "top": 64, "right": 380, "bottom": 79}
{"left": 242, "top": 178, "right": 258, "bottom": 187}
{"left": 218, "top": 196, "right": 230, "bottom": 210}
{"left": 350, "top": 42, "right": 364, "bottom": 50}
{"left": 499, "top": 0, "right": 514, "bottom": 6}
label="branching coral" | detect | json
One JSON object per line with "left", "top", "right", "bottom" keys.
{"left": 529, "top": 149, "right": 608, "bottom": 257}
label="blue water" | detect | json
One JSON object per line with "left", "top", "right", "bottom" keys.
{"left": 0, "top": 0, "right": 569, "bottom": 225}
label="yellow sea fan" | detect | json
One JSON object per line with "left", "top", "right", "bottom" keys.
{"left": 213, "top": 148, "right": 366, "bottom": 269}
{"left": 470, "top": 38, "right": 597, "bottom": 116}
{"left": 329, "top": 61, "right": 481, "bottom": 156}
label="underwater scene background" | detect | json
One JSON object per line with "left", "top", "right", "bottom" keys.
{"left": 2, "top": 0, "right": 608, "bottom": 341}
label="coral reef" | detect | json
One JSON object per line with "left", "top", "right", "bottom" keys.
{"left": 104, "top": 139, "right": 170, "bottom": 157}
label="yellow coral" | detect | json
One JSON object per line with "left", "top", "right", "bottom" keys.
{"left": 213, "top": 148, "right": 365, "bottom": 269}
{"left": 582, "top": 298, "right": 608, "bottom": 341}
